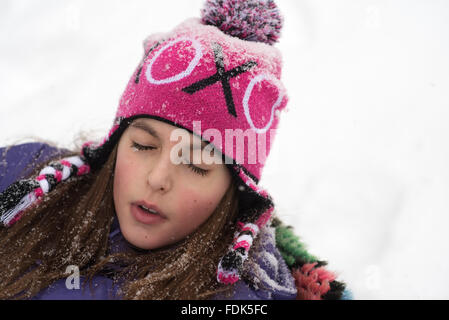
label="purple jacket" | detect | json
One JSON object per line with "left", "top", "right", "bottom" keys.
{"left": 0, "top": 142, "right": 297, "bottom": 300}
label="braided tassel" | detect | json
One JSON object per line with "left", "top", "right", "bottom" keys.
{"left": 0, "top": 156, "right": 90, "bottom": 227}
{"left": 217, "top": 206, "right": 274, "bottom": 284}
{"left": 216, "top": 166, "right": 274, "bottom": 284}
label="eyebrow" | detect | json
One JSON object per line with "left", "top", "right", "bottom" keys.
{"left": 130, "top": 121, "right": 160, "bottom": 140}
{"left": 130, "top": 120, "right": 210, "bottom": 150}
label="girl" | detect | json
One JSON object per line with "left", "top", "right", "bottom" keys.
{"left": 0, "top": 0, "right": 351, "bottom": 300}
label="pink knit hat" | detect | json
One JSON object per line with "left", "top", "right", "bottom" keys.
{"left": 0, "top": 0, "right": 288, "bottom": 285}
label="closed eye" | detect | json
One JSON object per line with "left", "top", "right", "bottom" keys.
{"left": 187, "top": 163, "right": 209, "bottom": 177}
{"left": 180, "top": 157, "right": 209, "bottom": 177}
{"left": 131, "top": 141, "right": 156, "bottom": 151}
{"left": 132, "top": 141, "right": 208, "bottom": 176}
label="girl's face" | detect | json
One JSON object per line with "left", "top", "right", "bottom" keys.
{"left": 113, "top": 118, "right": 232, "bottom": 250}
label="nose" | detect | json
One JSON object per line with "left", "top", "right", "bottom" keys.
{"left": 147, "top": 153, "right": 173, "bottom": 193}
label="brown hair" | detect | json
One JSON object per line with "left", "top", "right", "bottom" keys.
{"left": 0, "top": 139, "right": 241, "bottom": 299}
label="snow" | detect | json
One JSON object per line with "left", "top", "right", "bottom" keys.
{"left": 1, "top": 0, "right": 449, "bottom": 299}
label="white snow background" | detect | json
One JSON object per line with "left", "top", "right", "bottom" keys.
{"left": 1, "top": 0, "right": 448, "bottom": 299}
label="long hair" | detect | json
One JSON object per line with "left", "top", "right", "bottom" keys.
{"left": 0, "top": 140, "right": 241, "bottom": 299}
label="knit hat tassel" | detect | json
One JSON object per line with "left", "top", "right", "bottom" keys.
{"left": 0, "top": 155, "right": 90, "bottom": 227}
{"left": 217, "top": 206, "right": 274, "bottom": 284}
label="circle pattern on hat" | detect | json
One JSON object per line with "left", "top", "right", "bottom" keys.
{"left": 243, "top": 74, "right": 284, "bottom": 134}
{"left": 145, "top": 37, "right": 203, "bottom": 85}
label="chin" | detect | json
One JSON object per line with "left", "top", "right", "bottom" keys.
{"left": 120, "top": 227, "right": 158, "bottom": 250}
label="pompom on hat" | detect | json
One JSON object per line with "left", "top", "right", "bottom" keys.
{"left": 0, "top": 0, "right": 288, "bottom": 285}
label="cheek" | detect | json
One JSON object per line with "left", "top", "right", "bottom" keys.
{"left": 177, "top": 188, "right": 220, "bottom": 220}
{"left": 113, "top": 154, "right": 138, "bottom": 203}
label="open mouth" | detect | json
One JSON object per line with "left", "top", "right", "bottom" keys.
{"left": 138, "top": 205, "right": 159, "bottom": 215}
{"left": 132, "top": 204, "right": 166, "bottom": 225}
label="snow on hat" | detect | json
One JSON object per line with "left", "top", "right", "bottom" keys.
{"left": 0, "top": 0, "right": 288, "bottom": 285}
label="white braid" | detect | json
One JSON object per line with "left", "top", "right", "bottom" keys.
{"left": 38, "top": 179, "right": 50, "bottom": 194}
{"left": 241, "top": 223, "right": 259, "bottom": 235}
{"left": 65, "top": 156, "right": 85, "bottom": 168}
{"left": 61, "top": 165, "right": 71, "bottom": 180}
{"left": 235, "top": 234, "right": 254, "bottom": 247}
{"left": 40, "top": 166, "right": 56, "bottom": 176}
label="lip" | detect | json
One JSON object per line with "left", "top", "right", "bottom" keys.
{"left": 134, "top": 201, "right": 167, "bottom": 218}
{"left": 131, "top": 201, "right": 167, "bottom": 225}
